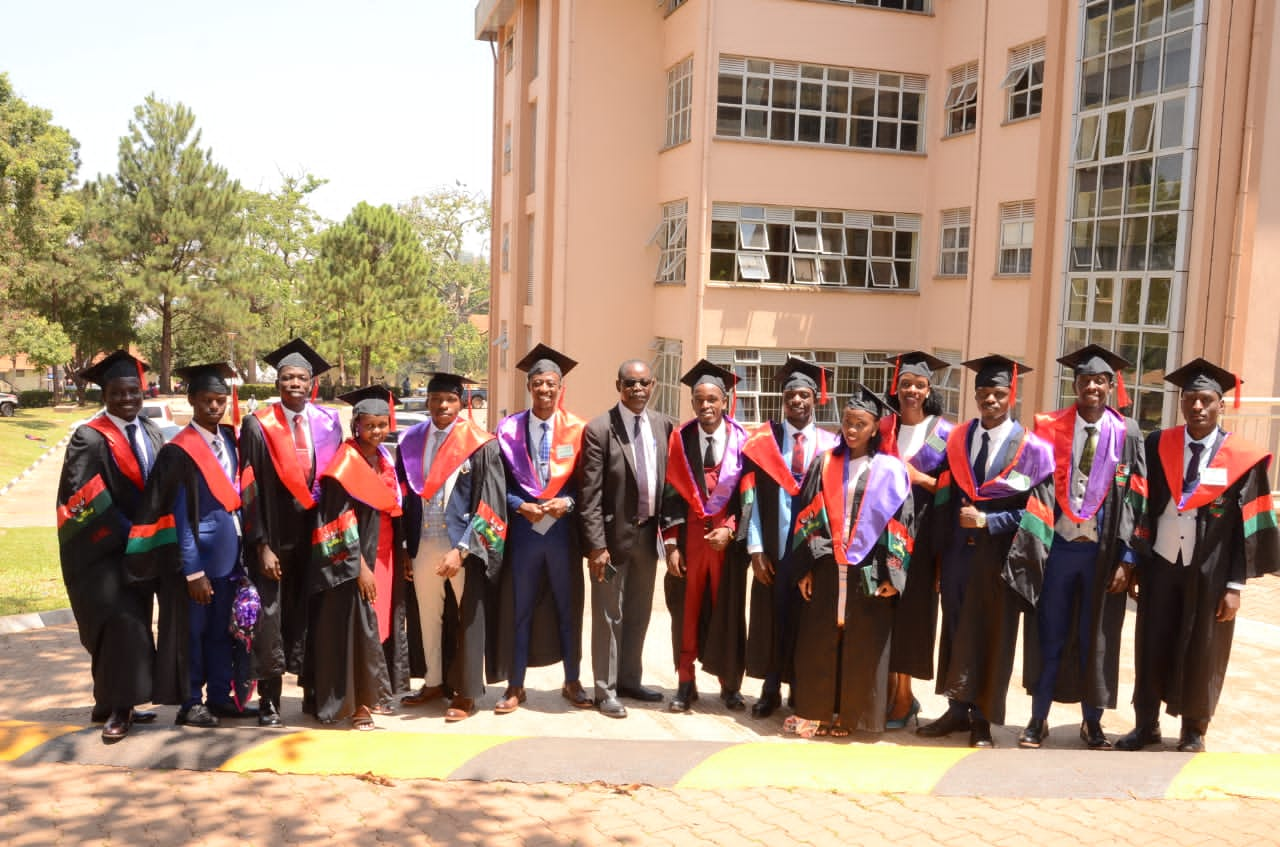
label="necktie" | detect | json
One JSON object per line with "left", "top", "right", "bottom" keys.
{"left": 292, "top": 413, "right": 313, "bottom": 485}
{"left": 210, "top": 432, "right": 228, "bottom": 478}
{"left": 1079, "top": 425, "right": 1098, "bottom": 476}
{"left": 426, "top": 430, "right": 447, "bottom": 507}
{"left": 633, "top": 415, "right": 651, "bottom": 521}
{"left": 973, "top": 431, "right": 991, "bottom": 486}
{"left": 125, "top": 423, "right": 149, "bottom": 479}
{"left": 1183, "top": 441, "right": 1205, "bottom": 497}
{"left": 703, "top": 436, "right": 716, "bottom": 469}
{"left": 538, "top": 421, "right": 551, "bottom": 487}
{"left": 791, "top": 431, "right": 807, "bottom": 480}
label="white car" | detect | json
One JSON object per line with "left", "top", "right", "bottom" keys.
{"left": 0, "top": 392, "right": 17, "bottom": 417}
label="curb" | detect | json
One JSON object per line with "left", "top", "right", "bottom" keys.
{"left": 0, "top": 427, "right": 72, "bottom": 497}
{"left": 0, "top": 608, "right": 75, "bottom": 635}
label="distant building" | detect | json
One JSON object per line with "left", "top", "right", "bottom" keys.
{"left": 2, "top": 354, "right": 48, "bottom": 392}
{"left": 474, "top": 0, "right": 1280, "bottom": 433}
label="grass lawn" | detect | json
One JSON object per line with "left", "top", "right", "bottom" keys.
{"left": 0, "top": 406, "right": 85, "bottom": 484}
{"left": 0, "top": 526, "right": 67, "bottom": 616}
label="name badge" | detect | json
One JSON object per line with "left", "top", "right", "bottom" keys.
{"left": 1200, "top": 467, "right": 1227, "bottom": 487}
{"left": 555, "top": 444, "right": 574, "bottom": 460}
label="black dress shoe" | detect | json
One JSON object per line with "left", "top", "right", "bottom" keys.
{"left": 92, "top": 707, "right": 158, "bottom": 724}
{"left": 751, "top": 691, "right": 782, "bottom": 719}
{"left": 208, "top": 701, "right": 260, "bottom": 719}
{"left": 721, "top": 689, "right": 746, "bottom": 711}
{"left": 175, "top": 704, "right": 220, "bottom": 728}
{"left": 1176, "top": 731, "right": 1205, "bottom": 753}
{"left": 917, "top": 711, "right": 972, "bottom": 738}
{"left": 1018, "top": 718, "right": 1049, "bottom": 749}
{"left": 258, "top": 700, "right": 284, "bottom": 727}
{"left": 617, "top": 685, "right": 664, "bottom": 703}
{"left": 1113, "top": 723, "right": 1162, "bottom": 751}
{"left": 597, "top": 696, "right": 627, "bottom": 719}
{"left": 670, "top": 681, "right": 696, "bottom": 712}
{"left": 969, "top": 719, "right": 995, "bottom": 748}
{"left": 1080, "top": 720, "right": 1111, "bottom": 749}
{"left": 101, "top": 709, "right": 132, "bottom": 743}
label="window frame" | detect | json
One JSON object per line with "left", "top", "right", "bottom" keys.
{"left": 945, "top": 62, "right": 979, "bottom": 137}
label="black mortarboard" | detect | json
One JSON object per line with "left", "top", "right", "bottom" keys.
{"left": 889, "top": 351, "right": 950, "bottom": 394}
{"left": 174, "top": 362, "right": 237, "bottom": 395}
{"left": 845, "top": 382, "right": 889, "bottom": 418}
{"left": 426, "top": 371, "right": 476, "bottom": 397}
{"left": 339, "top": 384, "right": 397, "bottom": 430}
{"left": 262, "top": 338, "right": 331, "bottom": 376}
{"left": 776, "top": 357, "right": 830, "bottom": 405}
{"left": 963, "top": 354, "right": 1031, "bottom": 409}
{"left": 80, "top": 350, "right": 149, "bottom": 388}
{"left": 1059, "top": 343, "right": 1132, "bottom": 407}
{"left": 1165, "top": 357, "right": 1242, "bottom": 408}
{"left": 515, "top": 343, "right": 577, "bottom": 377}
{"left": 680, "top": 359, "right": 739, "bottom": 394}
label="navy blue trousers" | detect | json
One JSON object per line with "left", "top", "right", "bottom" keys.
{"left": 185, "top": 575, "right": 236, "bottom": 708}
{"left": 1033, "top": 540, "right": 1104, "bottom": 722}
{"left": 510, "top": 525, "right": 580, "bottom": 687}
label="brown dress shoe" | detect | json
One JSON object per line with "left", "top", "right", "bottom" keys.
{"left": 101, "top": 709, "right": 132, "bottom": 743}
{"left": 402, "top": 685, "right": 447, "bottom": 706}
{"left": 445, "top": 698, "right": 477, "bottom": 722}
{"left": 562, "top": 681, "right": 593, "bottom": 709}
{"left": 495, "top": 686, "right": 526, "bottom": 714}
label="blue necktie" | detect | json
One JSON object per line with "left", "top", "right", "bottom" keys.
{"left": 973, "top": 432, "right": 991, "bottom": 486}
{"left": 634, "top": 415, "right": 651, "bottom": 521}
{"left": 538, "top": 421, "right": 551, "bottom": 487}
{"left": 125, "top": 423, "right": 149, "bottom": 479}
{"left": 1183, "top": 441, "right": 1204, "bottom": 497}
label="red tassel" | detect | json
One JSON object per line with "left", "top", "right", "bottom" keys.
{"left": 731, "top": 389, "right": 738, "bottom": 418}
{"left": 890, "top": 356, "right": 901, "bottom": 396}
{"left": 1115, "top": 371, "right": 1130, "bottom": 410}
{"left": 1234, "top": 377, "right": 1242, "bottom": 409}
{"left": 558, "top": 382, "right": 567, "bottom": 411}
{"left": 232, "top": 385, "right": 242, "bottom": 427}
{"left": 310, "top": 379, "right": 320, "bottom": 402}
{"left": 819, "top": 369, "right": 828, "bottom": 406}
{"left": 1010, "top": 363, "right": 1019, "bottom": 411}
{"left": 136, "top": 360, "right": 148, "bottom": 394}
{"left": 388, "top": 388, "right": 397, "bottom": 432}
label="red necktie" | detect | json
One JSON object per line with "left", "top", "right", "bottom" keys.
{"left": 791, "top": 432, "right": 806, "bottom": 480}
{"left": 293, "top": 414, "right": 313, "bottom": 485}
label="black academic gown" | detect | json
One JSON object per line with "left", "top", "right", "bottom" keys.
{"left": 790, "top": 448, "right": 915, "bottom": 731}
{"left": 57, "top": 415, "right": 164, "bottom": 712}
{"left": 661, "top": 423, "right": 749, "bottom": 688}
{"left": 309, "top": 451, "right": 404, "bottom": 721}
{"left": 398, "top": 436, "right": 506, "bottom": 699}
{"left": 932, "top": 421, "right": 1055, "bottom": 725}
{"left": 1130, "top": 427, "right": 1280, "bottom": 721}
{"left": 1022, "top": 408, "right": 1146, "bottom": 710}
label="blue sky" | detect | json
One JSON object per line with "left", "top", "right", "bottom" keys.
{"left": 4, "top": 0, "right": 494, "bottom": 223}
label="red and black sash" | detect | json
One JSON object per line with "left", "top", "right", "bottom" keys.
{"left": 1158, "top": 427, "right": 1270, "bottom": 512}
{"left": 170, "top": 426, "right": 241, "bottom": 512}
{"left": 256, "top": 404, "right": 316, "bottom": 509}
{"left": 322, "top": 441, "right": 402, "bottom": 516}
{"left": 85, "top": 416, "right": 145, "bottom": 491}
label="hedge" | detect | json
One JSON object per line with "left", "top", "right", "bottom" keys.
{"left": 18, "top": 390, "right": 53, "bottom": 408}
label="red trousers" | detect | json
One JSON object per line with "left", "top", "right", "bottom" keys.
{"left": 677, "top": 521, "right": 726, "bottom": 682}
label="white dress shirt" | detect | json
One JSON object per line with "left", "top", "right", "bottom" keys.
{"left": 968, "top": 416, "right": 1016, "bottom": 480}
{"left": 699, "top": 419, "right": 727, "bottom": 468}
{"left": 618, "top": 402, "right": 658, "bottom": 515}
{"left": 896, "top": 415, "right": 935, "bottom": 462}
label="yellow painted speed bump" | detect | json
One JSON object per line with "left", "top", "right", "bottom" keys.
{"left": 677, "top": 742, "right": 974, "bottom": 793}
{"left": 1165, "top": 753, "right": 1280, "bottom": 800}
{"left": 0, "top": 719, "right": 82, "bottom": 761}
{"left": 219, "top": 730, "right": 516, "bottom": 779}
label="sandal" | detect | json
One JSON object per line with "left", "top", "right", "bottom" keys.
{"left": 352, "top": 707, "right": 376, "bottom": 731}
{"left": 829, "top": 724, "right": 850, "bottom": 738}
{"left": 789, "top": 717, "right": 822, "bottom": 739}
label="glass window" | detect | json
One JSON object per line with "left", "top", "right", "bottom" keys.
{"left": 665, "top": 57, "right": 694, "bottom": 149}
{"left": 946, "top": 62, "right": 979, "bottom": 136}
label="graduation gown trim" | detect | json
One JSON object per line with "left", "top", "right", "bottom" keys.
{"left": 319, "top": 441, "right": 402, "bottom": 516}
{"left": 1034, "top": 406, "right": 1127, "bottom": 523}
{"left": 400, "top": 418, "right": 494, "bottom": 500}
{"left": 939, "top": 420, "right": 1055, "bottom": 503}
{"left": 496, "top": 409, "right": 585, "bottom": 499}
{"left": 1156, "top": 426, "right": 1271, "bottom": 512}
{"left": 253, "top": 404, "right": 320, "bottom": 509}
{"left": 57, "top": 473, "right": 115, "bottom": 546}
{"left": 666, "top": 417, "right": 749, "bottom": 519}
{"left": 879, "top": 414, "right": 953, "bottom": 474}
{"left": 84, "top": 415, "right": 146, "bottom": 490}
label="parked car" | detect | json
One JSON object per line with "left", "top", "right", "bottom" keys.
{"left": 0, "top": 392, "right": 18, "bottom": 417}
{"left": 383, "top": 410, "right": 430, "bottom": 451}
{"left": 140, "top": 400, "right": 180, "bottom": 441}
{"left": 463, "top": 387, "right": 486, "bottom": 409}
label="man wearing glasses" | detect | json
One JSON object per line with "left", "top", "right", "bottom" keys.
{"left": 579, "top": 360, "right": 675, "bottom": 717}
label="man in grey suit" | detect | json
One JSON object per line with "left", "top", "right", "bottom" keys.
{"left": 579, "top": 359, "right": 675, "bottom": 718}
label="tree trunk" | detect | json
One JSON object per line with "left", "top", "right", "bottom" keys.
{"left": 359, "top": 345, "right": 371, "bottom": 386}
{"left": 160, "top": 293, "right": 173, "bottom": 394}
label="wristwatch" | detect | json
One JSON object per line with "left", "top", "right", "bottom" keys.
{"left": 455, "top": 543, "right": 469, "bottom": 556}
{"left": 974, "top": 511, "right": 987, "bottom": 529}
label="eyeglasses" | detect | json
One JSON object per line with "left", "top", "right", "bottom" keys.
{"left": 621, "top": 378, "right": 654, "bottom": 388}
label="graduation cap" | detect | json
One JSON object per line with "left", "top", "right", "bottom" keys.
{"left": 174, "top": 362, "right": 237, "bottom": 395}
{"left": 681, "top": 359, "right": 738, "bottom": 393}
{"left": 776, "top": 357, "right": 830, "bottom": 406}
{"left": 425, "top": 371, "right": 476, "bottom": 397}
{"left": 263, "top": 338, "right": 331, "bottom": 376}
{"left": 845, "top": 382, "right": 889, "bottom": 418}
{"left": 338, "top": 385, "right": 397, "bottom": 430}
{"left": 1165, "top": 357, "right": 1242, "bottom": 409}
{"left": 1058, "top": 344, "right": 1132, "bottom": 408}
{"left": 962, "top": 354, "right": 1032, "bottom": 410}
{"left": 515, "top": 343, "right": 577, "bottom": 377}
{"left": 80, "top": 350, "right": 149, "bottom": 390}
{"left": 888, "top": 351, "right": 950, "bottom": 396}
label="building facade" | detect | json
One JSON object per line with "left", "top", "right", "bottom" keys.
{"left": 474, "top": 0, "right": 1280, "bottom": 436}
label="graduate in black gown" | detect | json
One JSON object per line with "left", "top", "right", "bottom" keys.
{"left": 789, "top": 384, "right": 914, "bottom": 737}
{"left": 57, "top": 351, "right": 164, "bottom": 742}
{"left": 1116, "top": 358, "right": 1280, "bottom": 753}
{"left": 309, "top": 387, "right": 403, "bottom": 728}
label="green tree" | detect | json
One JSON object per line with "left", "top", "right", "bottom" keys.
{"left": 398, "top": 185, "right": 491, "bottom": 377}
{"left": 91, "top": 95, "right": 244, "bottom": 391}
{"left": 1, "top": 312, "right": 72, "bottom": 374}
{"left": 312, "top": 202, "right": 438, "bottom": 385}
